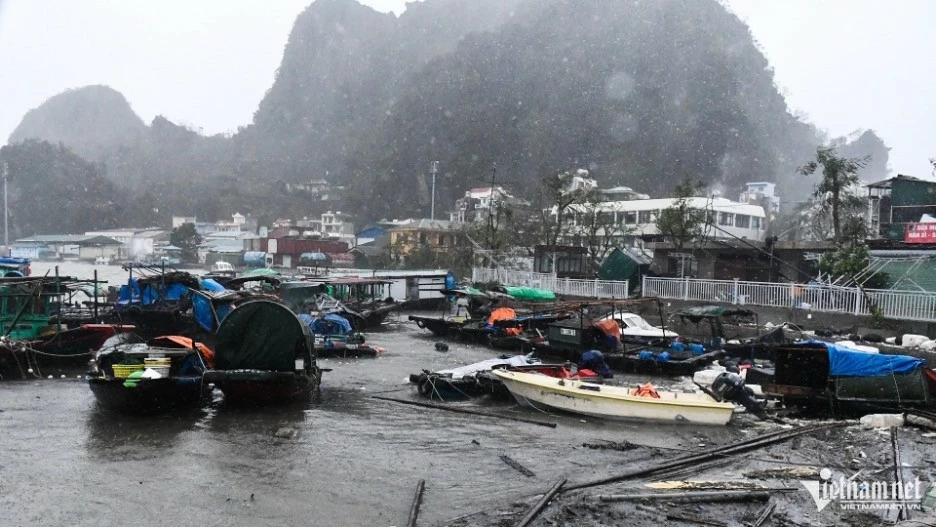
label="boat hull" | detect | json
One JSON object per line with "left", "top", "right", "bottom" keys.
{"left": 205, "top": 370, "right": 321, "bottom": 405}
{"left": 493, "top": 370, "right": 734, "bottom": 425}
{"left": 88, "top": 376, "right": 206, "bottom": 414}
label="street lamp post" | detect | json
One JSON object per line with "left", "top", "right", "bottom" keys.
{"left": 430, "top": 161, "right": 439, "bottom": 220}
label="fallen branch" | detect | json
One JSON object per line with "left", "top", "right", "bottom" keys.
{"left": 753, "top": 501, "right": 776, "bottom": 527}
{"left": 598, "top": 490, "right": 774, "bottom": 503}
{"left": 566, "top": 423, "right": 843, "bottom": 491}
{"left": 666, "top": 512, "right": 726, "bottom": 527}
{"left": 407, "top": 479, "right": 425, "bottom": 527}
{"left": 372, "top": 395, "right": 557, "bottom": 428}
{"left": 516, "top": 478, "right": 567, "bottom": 527}
{"left": 500, "top": 455, "right": 536, "bottom": 477}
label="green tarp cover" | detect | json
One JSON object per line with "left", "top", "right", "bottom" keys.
{"left": 215, "top": 300, "right": 313, "bottom": 371}
{"left": 502, "top": 286, "right": 556, "bottom": 302}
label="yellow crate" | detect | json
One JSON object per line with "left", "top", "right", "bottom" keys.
{"left": 112, "top": 364, "right": 144, "bottom": 379}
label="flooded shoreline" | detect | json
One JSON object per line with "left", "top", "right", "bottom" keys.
{"left": 3, "top": 314, "right": 935, "bottom": 526}
{"left": 0, "top": 314, "right": 740, "bottom": 526}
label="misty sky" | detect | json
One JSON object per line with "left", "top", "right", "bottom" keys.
{"left": 0, "top": 0, "right": 932, "bottom": 179}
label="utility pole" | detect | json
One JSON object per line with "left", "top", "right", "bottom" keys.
{"left": 2, "top": 161, "right": 7, "bottom": 257}
{"left": 486, "top": 166, "right": 497, "bottom": 250}
{"left": 429, "top": 161, "right": 439, "bottom": 220}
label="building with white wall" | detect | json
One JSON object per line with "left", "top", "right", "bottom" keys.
{"left": 553, "top": 196, "right": 768, "bottom": 245}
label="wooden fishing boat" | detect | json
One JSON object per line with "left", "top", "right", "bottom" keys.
{"left": 528, "top": 320, "right": 723, "bottom": 376}
{"left": 761, "top": 341, "right": 936, "bottom": 416}
{"left": 86, "top": 335, "right": 212, "bottom": 414}
{"left": 204, "top": 299, "right": 322, "bottom": 405}
{"left": 410, "top": 359, "right": 602, "bottom": 401}
{"left": 492, "top": 370, "right": 736, "bottom": 425}
{"left": 408, "top": 314, "right": 477, "bottom": 338}
{"left": 0, "top": 276, "right": 134, "bottom": 377}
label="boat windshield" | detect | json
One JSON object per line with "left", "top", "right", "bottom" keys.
{"left": 621, "top": 315, "right": 655, "bottom": 330}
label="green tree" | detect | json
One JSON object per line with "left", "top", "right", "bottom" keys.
{"left": 537, "top": 170, "right": 589, "bottom": 248}
{"left": 798, "top": 147, "right": 869, "bottom": 244}
{"left": 170, "top": 223, "right": 202, "bottom": 263}
{"left": 655, "top": 176, "right": 705, "bottom": 252}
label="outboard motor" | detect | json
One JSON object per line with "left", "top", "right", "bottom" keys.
{"left": 711, "top": 372, "right": 767, "bottom": 420}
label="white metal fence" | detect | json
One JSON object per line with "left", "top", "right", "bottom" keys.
{"left": 472, "top": 267, "right": 629, "bottom": 299}
{"left": 642, "top": 276, "right": 936, "bottom": 323}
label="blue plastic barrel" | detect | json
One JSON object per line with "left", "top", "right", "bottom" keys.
{"left": 670, "top": 341, "right": 686, "bottom": 352}
{"left": 638, "top": 350, "right": 654, "bottom": 360}
{"left": 656, "top": 351, "right": 671, "bottom": 362}
{"left": 689, "top": 343, "right": 704, "bottom": 355}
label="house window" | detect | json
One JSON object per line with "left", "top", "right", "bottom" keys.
{"left": 623, "top": 211, "right": 637, "bottom": 225}
{"left": 598, "top": 212, "right": 614, "bottom": 225}
{"left": 638, "top": 210, "right": 652, "bottom": 224}
{"left": 752, "top": 217, "right": 761, "bottom": 230}
{"left": 438, "top": 234, "right": 445, "bottom": 246}
{"left": 735, "top": 215, "right": 750, "bottom": 228}
{"left": 419, "top": 233, "right": 427, "bottom": 244}
{"left": 719, "top": 212, "right": 734, "bottom": 226}
{"left": 706, "top": 210, "right": 716, "bottom": 225}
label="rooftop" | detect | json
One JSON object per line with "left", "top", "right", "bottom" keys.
{"left": 866, "top": 174, "right": 932, "bottom": 189}
{"left": 16, "top": 234, "right": 122, "bottom": 246}
{"left": 391, "top": 219, "right": 458, "bottom": 231}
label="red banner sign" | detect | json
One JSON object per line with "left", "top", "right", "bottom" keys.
{"left": 904, "top": 222, "right": 936, "bottom": 243}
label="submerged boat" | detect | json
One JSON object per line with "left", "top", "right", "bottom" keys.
{"left": 87, "top": 335, "right": 212, "bottom": 414}
{"left": 530, "top": 319, "right": 723, "bottom": 376}
{"left": 204, "top": 299, "right": 322, "bottom": 405}
{"left": 409, "top": 355, "right": 539, "bottom": 400}
{"left": 408, "top": 314, "right": 479, "bottom": 338}
{"left": 493, "top": 369, "right": 737, "bottom": 425}
{"left": 409, "top": 355, "right": 601, "bottom": 400}
{"left": 762, "top": 341, "right": 936, "bottom": 416}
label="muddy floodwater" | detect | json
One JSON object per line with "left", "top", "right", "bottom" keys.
{"left": 1, "top": 312, "right": 749, "bottom": 526}
{"left": 4, "top": 264, "right": 936, "bottom": 526}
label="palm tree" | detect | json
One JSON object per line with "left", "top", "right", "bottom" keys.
{"left": 798, "top": 147, "right": 869, "bottom": 244}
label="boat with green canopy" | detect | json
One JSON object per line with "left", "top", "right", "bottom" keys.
{"left": 204, "top": 299, "right": 322, "bottom": 405}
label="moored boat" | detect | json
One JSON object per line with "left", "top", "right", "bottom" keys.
{"left": 492, "top": 369, "right": 737, "bottom": 425}
{"left": 87, "top": 335, "right": 212, "bottom": 414}
{"left": 203, "top": 299, "right": 322, "bottom": 405}
{"left": 0, "top": 276, "right": 134, "bottom": 377}
{"left": 409, "top": 354, "right": 601, "bottom": 400}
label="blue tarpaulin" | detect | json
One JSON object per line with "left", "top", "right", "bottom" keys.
{"left": 804, "top": 341, "right": 925, "bottom": 377}
{"left": 199, "top": 278, "right": 226, "bottom": 292}
{"left": 165, "top": 283, "right": 189, "bottom": 301}
{"left": 192, "top": 293, "right": 215, "bottom": 332}
{"left": 299, "top": 313, "right": 352, "bottom": 335}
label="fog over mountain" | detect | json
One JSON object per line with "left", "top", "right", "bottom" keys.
{"left": 4, "top": 0, "right": 890, "bottom": 230}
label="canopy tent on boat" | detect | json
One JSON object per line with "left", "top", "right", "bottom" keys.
{"left": 215, "top": 299, "right": 314, "bottom": 372}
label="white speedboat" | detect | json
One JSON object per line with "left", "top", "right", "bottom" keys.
{"left": 597, "top": 311, "right": 673, "bottom": 342}
{"left": 210, "top": 261, "right": 236, "bottom": 276}
{"left": 492, "top": 370, "right": 735, "bottom": 425}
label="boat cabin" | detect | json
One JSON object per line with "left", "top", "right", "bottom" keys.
{"left": 545, "top": 320, "right": 605, "bottom": 353}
